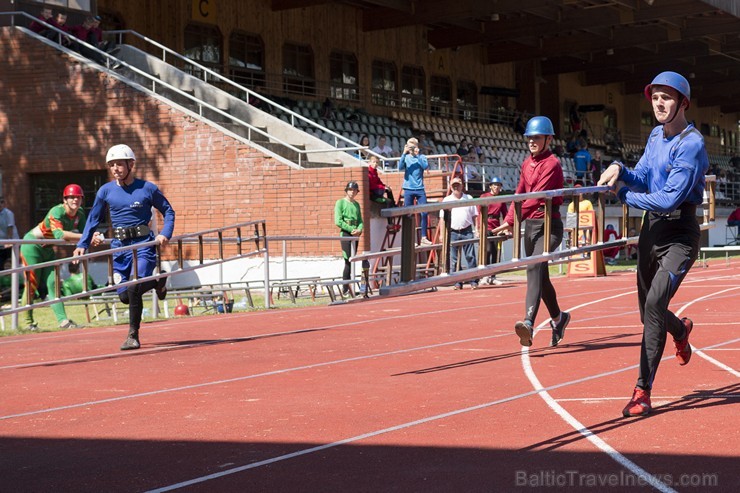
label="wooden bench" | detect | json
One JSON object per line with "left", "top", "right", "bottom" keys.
{"left": 699, "top": 246, "right": 740, "bottom": 267}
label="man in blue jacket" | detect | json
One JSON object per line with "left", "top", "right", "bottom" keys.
{"left": 74, "top": 144, "right": 176, "bottom": 351}
{"left": 398, "top": 137, "right": 431, "bottom": 244}
{"left": 599, "top": 72, "right": 708, "bottom": 417}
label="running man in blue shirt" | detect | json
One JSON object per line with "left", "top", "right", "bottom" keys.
{"left": 74, "top": 144, "right": 176, "bottom": 350}
{"left": 599, "top": 72, "right": 708, "bottom": 417}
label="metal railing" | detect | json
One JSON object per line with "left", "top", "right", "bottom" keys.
{"left": 371, "top": 176, "right": 717, "bottom": 297}
{"left": 2, "top": 12, "right": 368, "bottom": 168}
{"left": 103, "top": 29, "right": 376, "bottom": 164}
{"left": 1, "top": 220, "right": 268, "bottom": 330}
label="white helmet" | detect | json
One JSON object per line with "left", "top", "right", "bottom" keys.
{"left": 106, "top": 144, "right": 136, "bottom": 163}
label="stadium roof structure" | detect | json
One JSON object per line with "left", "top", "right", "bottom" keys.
{"left": 272, "top": 0, "right": 740, "bottom": 113}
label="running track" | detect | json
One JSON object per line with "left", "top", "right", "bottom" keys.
{"left": 1, "top": 262, "right": 738, "bottom": 492}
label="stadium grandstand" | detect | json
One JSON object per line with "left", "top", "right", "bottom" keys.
{"left": 2, "top": 0, "right": 740, "bottom": 284}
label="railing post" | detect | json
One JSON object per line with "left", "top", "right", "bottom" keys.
{"left": 543, "top": 198, "right": 552, "bottom": 254}
{"left": 263, "top": 237, "right": 271, "bottom": 309}
{"left": 478, "top": 206, "right": 488, "bottom": 267}
{"left": 400, "top": 214, "right": 417, "bottom": 282}
{"left": 440, "top": 210, "right": 451, "bottom": 274}
{"left": 512, "top": 202, "right": 523, "bottom": 260}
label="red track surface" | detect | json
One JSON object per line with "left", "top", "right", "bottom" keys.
{"left": 1, "top": 262, "right": 738, "bottom": 492}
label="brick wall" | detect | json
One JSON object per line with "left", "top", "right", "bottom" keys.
{"left": 0, "top": 28, "right": 394, "bottom": 258}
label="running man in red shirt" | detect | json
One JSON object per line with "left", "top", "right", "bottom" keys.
{"left": 492, "top": 116, "right": 571, "bottom": 347}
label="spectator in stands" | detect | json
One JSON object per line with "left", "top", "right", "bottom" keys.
{"left": 441, "top": 177, "right": 479, "bottom": 290}
{"left": 321, "top": 97, "right": 335, "bottom": 119}
{"left": 29, "top": 7, "right": 59, "bottom": 38}
{"left": 371, "top": 136, "right": 396, "bottom": 158}
{"left": 62, "top": 262, "right": 98, "bottom": 297}
{"left": 334, "top": 181, "right": 364, "bottom": 295}
{"left": 418, "top": 132, "right": 435, "bottom": 154}
{"left": 603, "top": 224, "right": 621, "bottom": 265}
{"left": 491, "top": 115, "right": 570, "bottom": 348}
{"left": 598, "top": 71, "right": 707, "bottom": 417}
{"left": 566, "top": 133, "right": 579, "bottom": 156}
{"left": 471, "top": 138, "right": 484, "bottom": 160}
{"left": 566, "top": 184, "right": 594, "bottom": 213}
{"left": 513, "top": 112, "right": 526, "bottom": 135}
{"left": 355, "top": 134, "right": 371, "bottom": 160}
{"left": 479, "top": 177, "right": 507, "bottom": 285}
{"left": 68, "top": 16, "right": 106, "bottom": 65}
{"left": 574, "top": 143, "right": 592, "bottom": 185}
{"left": 0, "top": 196, "right": 19, "bottom": 270}
{"left": 399, "top": 137, "right": 431, "bottom": 244}
{"left": 463, "top": 154, "right": 483, "bottom": 193}
{"left": 730, "top": 153, "right": 740, "bottom": 170}
{"left": 367, "top": 155, "right": 399, "bottom": 231}
{"left": 591, "top": 150, "right": 604, "bottom": 185}
{"left": 74, "top": 144, "right": 174, "bottom": 351}
{"left": 20, "top": 184, "right": 91, "bottom": 331}
{"left": 717, "top": 169, "right": 728, "bottom": 199}
{"left": 569, "top": 103, "right": 581, "bottom": 133}
{"left": 456, "top": 138, "right": 469, "bottom": 156}
{"left": 52, "top": 12, "right": 73, "bottom": 48}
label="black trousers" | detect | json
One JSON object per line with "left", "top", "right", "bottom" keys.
{"left": 523, "top": 218, "right": 563, "bottom": 325}
{"left": 635, "top": 213, "right": 700, "bottom": 390}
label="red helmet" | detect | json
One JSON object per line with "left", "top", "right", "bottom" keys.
{"left": 174, "top": 304, "right": 190, "bottom": 316}
{"left": 63, "top": 184, "right": 84, "bottom": 198}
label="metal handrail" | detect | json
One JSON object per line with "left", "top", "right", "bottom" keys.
{"left": 2, "top": 12, "right": 368, "bottom": 168}
{"left": 104, "top": 29, "right": 380, "bottom": 161}
{"left": 377, "top": 178, "right": 717, "bottom": 297}
{"left": 1, "top": 220, "right": 269, "bottom": 330}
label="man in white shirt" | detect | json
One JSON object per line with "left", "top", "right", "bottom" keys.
{"left": 0, "top": 196, "right": 18, "bottom": 269}
{"left": 440, "top": 177, "right": 479, "bottom": 289}
{"left": 371, "top": 136, "right": 396, "bottom": 158}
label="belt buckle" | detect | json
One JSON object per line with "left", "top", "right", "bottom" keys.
{"left": 113, "top": 227, "right": 128, "bottom": 240}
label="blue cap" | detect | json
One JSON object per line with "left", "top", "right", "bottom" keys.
{"left": 490, "top": 177, "right": 503, "bottom": 185}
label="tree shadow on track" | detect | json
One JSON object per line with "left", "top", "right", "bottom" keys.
{"left": 392, "top": 333, "right": 637, "bottom": 376}
{"left": 522, "top": 382, "right": 740, "bottom": 453}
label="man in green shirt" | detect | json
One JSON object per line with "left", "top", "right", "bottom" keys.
{"left": 334, "top": 181, "right": 363, "bottom": 294}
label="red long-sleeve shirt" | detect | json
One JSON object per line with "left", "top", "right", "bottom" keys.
{"left": 368, "top": 166, "right": 387, "bottom": 193}
{"left": 503, "top": 150, "right": 564, "bottom": 225}
{"left": 479, "top": 192, "right": 508, "bottom": 230}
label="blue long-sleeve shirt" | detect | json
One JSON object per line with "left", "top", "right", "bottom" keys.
{"left": 618, "top": 124, "right": 708, "bottom": 213}
{"left": 77, "top": 179, "right": 176, "bottom": 249}
{"left": 398, "top": 153, "right": 429, "bottom": 191}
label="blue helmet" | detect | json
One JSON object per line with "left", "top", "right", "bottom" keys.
{"left": 490, "top": 176, "right": 503, "bottom": 185}
{"left": 524, "top": 116, "right": 555, "bottom": 137}
{"left": 644, "top": 71, "right": 690, "bottom": 108}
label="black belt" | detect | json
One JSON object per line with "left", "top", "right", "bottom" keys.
{"left": 451, "top": 225, "right": 473, "bottom": 233}
{"left": 113, "top": 224, "right": 151, "bottom": 240}
{"left": 651, "top": 204, "right": 697, "bottom": 219}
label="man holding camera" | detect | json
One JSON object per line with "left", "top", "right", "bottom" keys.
{"left": 398, "top": 137, "right": 431, "bottom": 244}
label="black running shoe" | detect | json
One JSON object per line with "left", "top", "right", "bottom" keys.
{"left": 550, "top": 311, "right": 571, "bottom": 347}
{"left": 515, "top": 321, "right": 534, "bottom": 347}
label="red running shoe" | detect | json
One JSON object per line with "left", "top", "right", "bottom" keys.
{"left": 674, "top": 317, "right": 693, "bottom": 366}
{"left": 622, "top": 387, "right": 651, "bottom": 417}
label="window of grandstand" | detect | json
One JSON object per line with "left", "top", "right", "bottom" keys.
{"left": 228, "top": 31, "right": 265, "bottom": 90}
{"left": 430, "top": 76, "right": 451, "bottom": 118}
{"left": 457, "top": 80, "right": 478, "bottom": 121}
{"left": 282, "top": 43, "right": 315, "bottom": 96}
{"left": 184, "top": 23, "right": 223, "bottom": 76}
{"left": 329, "top": 51, "right": 359, "bottom": 101}
{"left": 27, "top": 0, "right": 91, "bottom": 11}
{"left": 371, "top": 60, "right": 397, "bottom": 107}
{"left": 401, "top": 65, "right": 425, "bottom": 111}
{"left": 30, "top": 171, "right": 108, "bottom": 226}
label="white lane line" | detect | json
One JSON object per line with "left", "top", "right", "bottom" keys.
{"left": 675, "top": 286, "right": 740, "bottom": 377}
{"left": 144, "top": 360, "right": 657, "bottom": 493}
{"left": 0, "top": 333, "right": 504, "bottom": 421}
{"left": 694, "top": 350, "right": 740, "bottom": 377}
{"left": 523, "top": 284, "right": 740, "bottom": 493}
